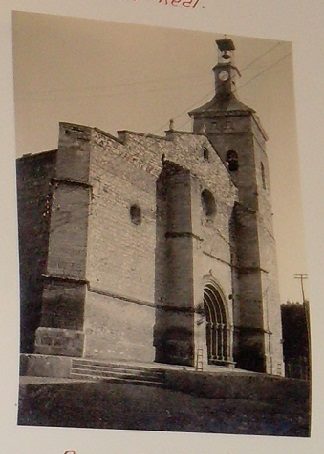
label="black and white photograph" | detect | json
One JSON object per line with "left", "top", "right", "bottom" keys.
{"left": 12, "top": 11, "right": 312, "bottom": 438}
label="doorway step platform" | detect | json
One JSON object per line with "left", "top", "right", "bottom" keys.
{"left": 69, "top": 355, "right": 251, "bottom": 373}
{"left": 70, "top": 358, "right": 166, "bottom": 386}
{"left": 20, "top": 352, "right": 277, "bottom": 388}
{"left": 20, "top": 354, "right": 308, "bottom": 402}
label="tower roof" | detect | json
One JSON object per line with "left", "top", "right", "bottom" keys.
{"left": 188, "top": 94, "right": 255, "bottom": 116}
{"left": 188, "top": 95, "right": 268, "bottom": 140}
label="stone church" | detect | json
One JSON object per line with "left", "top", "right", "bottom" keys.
{"left": 17, "top": 39, "right": 284, "bottom": 376}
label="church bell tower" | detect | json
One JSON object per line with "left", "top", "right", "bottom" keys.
{"left": 189, "top": 39, "right": 284, "bottom": 375}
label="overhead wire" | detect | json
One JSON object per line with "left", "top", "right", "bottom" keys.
{"left": 23, "top": 43, "right": 282, "bottom": 100}
{"left": 175, "top": 45, "right": 291, "bottom": 132}
{"left": 233, "top": 51, "right": 291, "bottom": 94}
{"left": 239, "top": 41, "right": 282, "bottom": 73}
{"left": 19, "top": 41, "right": 291, "bottom": 134}
{"left": 152, "top": 90, "right": 214, "bottom": 134}
{"left": 153, "top": 41, "right": 284, "bottom": 133}
{"left": 17, "top": 70, "right": 211, "bottom": 100}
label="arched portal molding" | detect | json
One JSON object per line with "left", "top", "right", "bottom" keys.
{"left": 202, "top": 275, "right": 233, "bottom": 365}
{"left": 202, "top": 275, "right": 228, "bottom": 315}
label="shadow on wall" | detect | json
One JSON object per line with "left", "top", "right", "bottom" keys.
{"left": 16, "top": 152, "right": 56, "bottom": 354}
{"left": 153, "top": 161, "right": 195, "bottom": 367}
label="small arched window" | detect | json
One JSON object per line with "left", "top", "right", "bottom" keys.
{"left": 203, "top": 147, "right": 209, "bottom": 161}
{"left": 130, "top": 204, "right": 141, "bottom": 225}
{"left": 226, "top": 150, "right": 239, "bottom": 171}
{"left": 201, "top": 189, "right": 216, "bottom": 219}
{"left": 261, "top": 162, "right": 267, "bottom": 189}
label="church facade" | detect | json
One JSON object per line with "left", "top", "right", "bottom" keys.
{"left": 17, "top": 39, "right": 284, "bottom": 376}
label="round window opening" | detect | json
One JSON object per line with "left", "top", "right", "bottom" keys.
{"left": 201, "top": 189, "right": 216, "bottom": 218}
{"left": 130, "top": 204, "right": 141, "bottom": 225}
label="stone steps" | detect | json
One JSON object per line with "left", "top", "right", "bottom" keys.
{"left": 71, "top": 366, "right": 164, "bottom": 382}
{"left": 72, "top": 362, "right": 165, "bottom": 376}
{"left": 70, "top": 359, "right": 166, "bottom": 387}
{"left": 73, "top": 358, "right": 166, "bottom": 373}
{"left": 69, "top": 373, "right": 165, "bottom": 387}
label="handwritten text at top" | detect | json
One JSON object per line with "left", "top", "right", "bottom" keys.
{"left": 131, "top": 0, "right": 203, "bottom": 8}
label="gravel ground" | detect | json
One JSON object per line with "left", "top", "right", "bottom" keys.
{"left": 18, "top": 380, "right": 310, "bottom": 436}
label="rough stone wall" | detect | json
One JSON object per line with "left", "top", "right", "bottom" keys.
{"left": 17, "top": 121, "right": 237, "bottom": 366}
{"left": 232, "top": 204, "right": 266, "bottom": 371}
{"left": 203, "top": 116, "right": 258, "bottom": 209}
{"left": 84, "top": 130, "right": 158, "bottom": 361}
{"left": 154, "top": 162, "right": 195, "bottom": 366}
{"left": 251, "top": 123, "right": 284, "bottom": 375}
{"left": 84, "top": 292, "right": 156, "bottom": 362}
{"left": 192, "top": 111, "right": 284, "bottom": 374}
{"left": 199, "top": 115, "right": 265, "bottom": 370}
{"left": 87, "top": 131, "right": 157, "bottom": 302}
{"left": 191, "top": 173, "right": 236, "bottom": 365}
{"left": 83, "top": 125, "right": 237, "bottom": 364}
{"left": 35, "top": 124, "right": 92, "bottom": 357}
{"left": 16, "top": 150, "right": 56, "bottom": 353}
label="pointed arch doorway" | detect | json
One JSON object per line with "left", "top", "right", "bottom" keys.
{"left": 204, "top": 283, "right": 233, "bottom": 366}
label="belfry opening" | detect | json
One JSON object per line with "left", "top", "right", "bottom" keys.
{"left": 203, "top": 284, "right": 233, "bottom": 366}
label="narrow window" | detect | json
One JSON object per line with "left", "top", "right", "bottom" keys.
{"left": 201, "top": 189, "right": 216, "bottom": 218}
{"left": 261, "top": 162, "right": 267, "bottom": 189}
{"left": 130, "top": 204, "right": 141, "bottom": 225}
{"left": 203, "top": 147, "right": 209, "bottom": 161}
{"left": 226, "top": 150, "right": 239, "bottom": 171}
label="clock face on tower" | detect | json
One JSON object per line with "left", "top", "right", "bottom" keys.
{"left": 218, "top": 70, "right": 229, "bottom": 81}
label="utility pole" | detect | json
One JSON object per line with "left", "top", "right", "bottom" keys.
{"left": 293, "top": 273, "right": 308, "bottom": 304}
{"left": 294, "top": 273, "right": 310, "bottom": 380}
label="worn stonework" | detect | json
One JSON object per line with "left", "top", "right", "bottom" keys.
{"left": 16, "top": 150, "right": 56, "bottom": 353}
{"left": 16, "top": 40, "right": 284, "bottom": 375}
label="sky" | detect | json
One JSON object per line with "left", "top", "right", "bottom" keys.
{"left": 12, "top": 11, "right": 308, "bottom": 303}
